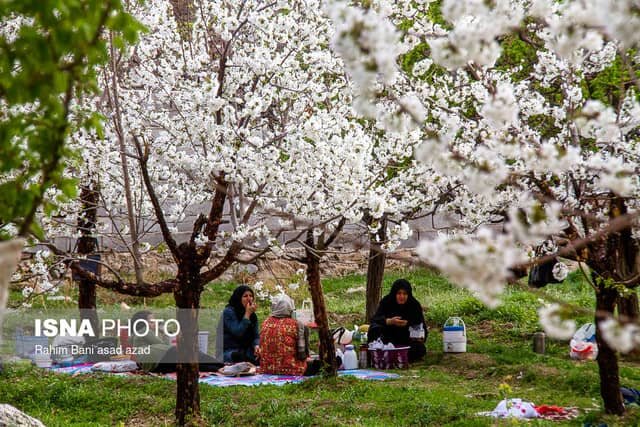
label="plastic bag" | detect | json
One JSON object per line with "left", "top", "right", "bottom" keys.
{"left": 570, "top": 339, "right": 598, "bottom": 360}
{"left": 573, "top": 323, "right": 596, "bottom": 342}
{"left": 368, "top": 338, "right": 385, "bottom": 350}
{"left": 490, "top": 399, "right": 539, "bottom": 419}
{"left": 331, "top": 327, "right": 354, "bottom": 346}
{"left": 295, "top": 299, "right": 314, "bottom": 324}
{"left": 569, "top": 323, "right": 598, "bottom": 360}
{"left": 409, "top": 323, "right": 425, "bottom": 339}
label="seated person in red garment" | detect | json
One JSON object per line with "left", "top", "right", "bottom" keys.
{"left": 259, "top": 294, "right": 321, "bottom": 376}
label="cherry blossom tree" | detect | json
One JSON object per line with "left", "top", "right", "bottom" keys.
{"left": 328, "top": 0, "right": 640, "bottom": 416}
{"left": 0, "top": 0, "right": 141, "bottom": 371}
{"left": 33, "top": 0, "right": 424, "bottom": 422}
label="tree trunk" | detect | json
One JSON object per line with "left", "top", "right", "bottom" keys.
{"left": 617, "top": 291, "right": 639, "bottom": 323}
{"left": 0, "top": 239, "right": 25, "bottom": 374}
{"left": 77, "top": 184, "right": 100, "bottom": 333}
{"left": 305, "top": 231, "right": 337, "bottom": 375}
{"left": 109, "top": 34, "right": 145, "bottom": 286}
{"left": 610, "top": 196, "right": 639, "bottom": 325}
{"left": 173, "top": 244, "right": 205, "bottom": 426}
{"left": 595, "top": 285, "right": 625, "bottom": 415}
{"left": 174, "top": 304, "right": 201, "bottom": 426}
{"left": 618, "top": 290, "right": 640, "bottom": 360}
{"left": 365, "top": 216, "right": 387, "bottom": 323}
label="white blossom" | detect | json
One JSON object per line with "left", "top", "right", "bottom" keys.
{"left": 538, "top": 304, "right": 576, "bottom": 340}
{"left": 600, "top": 318, "right": 640, "bottom": 354}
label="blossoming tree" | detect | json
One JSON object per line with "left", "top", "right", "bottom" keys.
{"left": 30, "top": 0, "right": 426, "bottom": 422}
{"left": 0, "top": 0, "right": 141, "bottom": 372}
{"left": 328, "top": 0, "right": 640, "bottom": 415}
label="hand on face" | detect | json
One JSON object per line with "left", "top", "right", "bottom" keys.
{"left": 242, "top": 291, "right": 256, "bottom": 316}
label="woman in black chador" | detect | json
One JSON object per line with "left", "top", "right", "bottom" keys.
{"left": 368, "top": 279, "right": 427, "bottom": 362}
{"left": 220, "top": 285, "right": 260, "bottom": 363}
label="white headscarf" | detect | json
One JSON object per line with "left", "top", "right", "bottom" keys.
{"left": 270, "top": 294, "right": 295, "bottom": 318}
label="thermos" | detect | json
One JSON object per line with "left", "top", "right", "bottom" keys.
{"left": 343, "top": 344, "right": 358, "bottom": 370}
{"left": 359, "top": 344, "right": 368, "bottom": 368}
{"left": 533, "top": 332, "right": 545, "bottom": 354}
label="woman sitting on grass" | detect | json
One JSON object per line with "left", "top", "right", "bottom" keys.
{"left": 221, "top": 285, "right": 260, "bottom": 364}
{"left": 130, "top": 310, "right": 223, "bottom": 373}
{"left": 368, "top": 279, "right": 427, "bottom": 362}
{"left": 259, "top": 294, "right": 321, "bottom": 376}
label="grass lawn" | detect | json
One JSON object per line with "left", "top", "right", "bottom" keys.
{"left": 3, "top": 268, "right": 640, "bottom": 426}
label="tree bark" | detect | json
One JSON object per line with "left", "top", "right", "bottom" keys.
{"left": 617, "top": 291, "right": 639, "bottom": 323}
{"left": 595, "top": 284, "right": 625, "bottom": 415}
{"left": 77, "top": 183, "right": 100, "bottom": 333}
{"left": 109, "top": 34, "right": 144, "bottom": 286}
{"left": 618, "top": 291, "right": 640, "bottom": 360}
{"left": 305, "top": 231, "right": 337, "bottom": 375}
{"left": 365, "top": 215, "right": 387, "bottom": 323}
{"left": 174, "top": 243, "right": 206, "bottom": 426}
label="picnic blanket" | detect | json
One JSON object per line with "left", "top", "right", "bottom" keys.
{"left": 49, "top": 364, "right": 399, "bottom": 386}
{"left": 50, "top": 363, "right": 137, "bottom": 377}
{"left": 197, "top": 369, "right": 399, "bottom": 387}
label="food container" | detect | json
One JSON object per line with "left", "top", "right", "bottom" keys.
{"left": 443, "top": 317, "right": 466, "bottom": 353}
{"left": 369, "top": 346, "right": 410, "bottom": 370}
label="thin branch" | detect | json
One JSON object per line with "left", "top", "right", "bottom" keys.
{"left": 514, "top": 211, "right": 640, "bottom": 270}
{"left": 322, "top": 217, "right": 347, "bottom": 250}
{"left": 132, "top": 135, "right": 180, "bottom": 261}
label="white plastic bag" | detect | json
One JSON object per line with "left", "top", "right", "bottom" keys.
{"left": 570, "top": 339, "right": 598, "bottom": 360}
{"left": 490, "top": 399, "right": 538, "bottom": 419}
{"left": 409, "top": 324, "right": 425, "bottom": 339}
{"left": 295, "top": 299, "right": 314, "bottom": 324}
{"left": 569, "top": 323, "right": 598, "bottom": 360}
{"left": 573, "top": 323, "right": 596, "bottom": 342}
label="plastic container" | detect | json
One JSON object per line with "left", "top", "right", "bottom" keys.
{"left": 198, "top": 331, "right": 209, "bottom": 354}
{"left": 393, "top": 346, "right": 410, "bottom": 369}
{"left": 369, "top": 347, "right": 410, "bottom": 370}
{"left": 369, "top": 348, "right": 392, "bottom": 370}
{"left": 343, "top": 345, "right": 358, "bottom": 370}
{"left": 443, "top": 317, "right": 466, "bottom": 353}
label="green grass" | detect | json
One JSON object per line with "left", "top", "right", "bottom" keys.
{"left": 3, "top": 267, "right": 640, "bottom": 426}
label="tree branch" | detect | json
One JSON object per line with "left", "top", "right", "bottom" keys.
{"left": 132, "top": 135, "right": 180, "bottom": 261}
{"left": 69, "top": 261, "right": 178, "bottom": 297}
